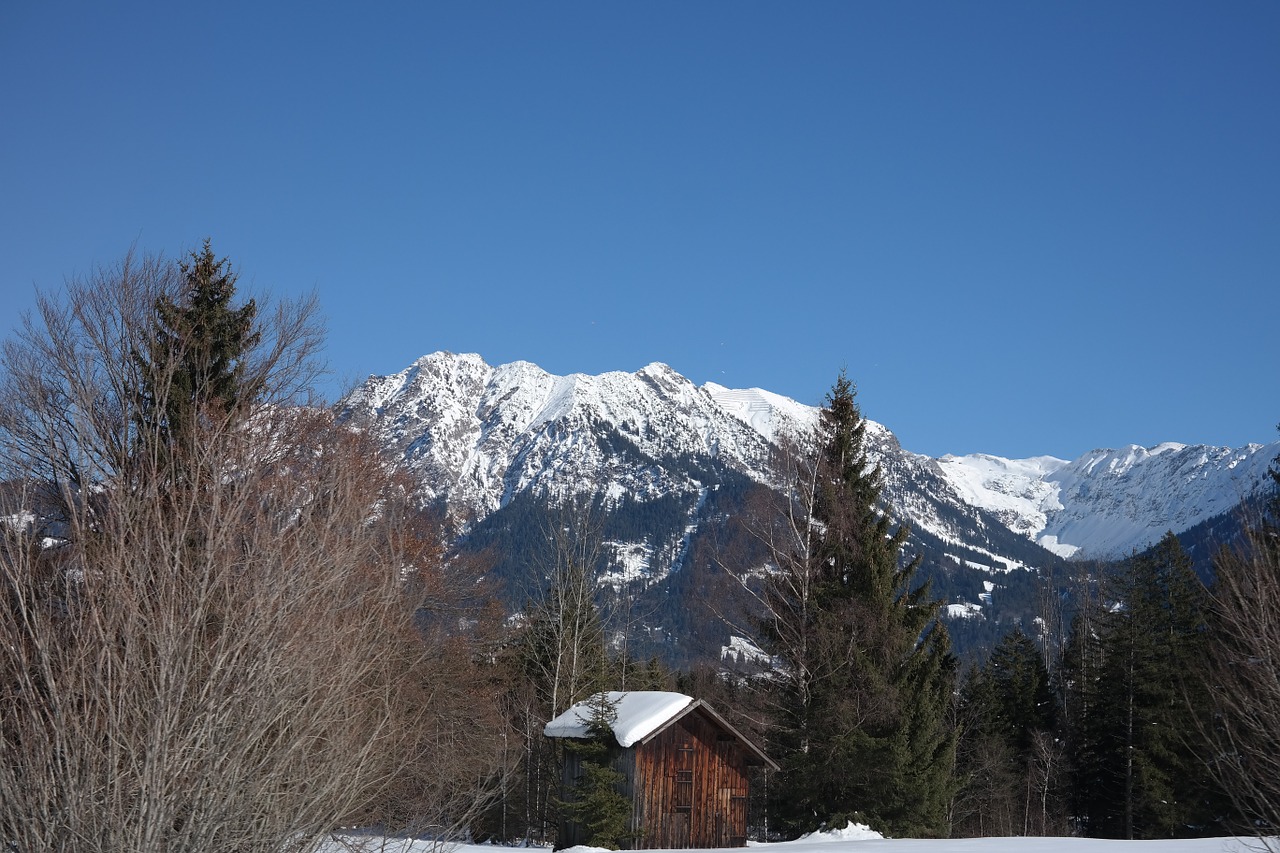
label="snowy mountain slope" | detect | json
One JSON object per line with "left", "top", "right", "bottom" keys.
{"left": 703, "top": 383, "right": 817, "bottom": 444}
{"left": 338, "top": 353, "right": 1277, "bottom": 664}
{"left": 342, "top": 354, "right": 1062, "bottom": 579}
{"left": 342, "top": 352, "right": 1277, "bottom": 569}
{"left": 937, "top": 442, "right": 1278, "bottom": 559}
{"left": 339, "top": 352, "right": 778, "bottom": 519}
{"left": 706, "top": 385, "right": 1117, "bottom": 570}
{"left": 935, "top": 454, "right": 1070, "bottom": 548}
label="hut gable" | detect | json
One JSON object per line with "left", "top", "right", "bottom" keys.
{"left": 545, "top": 691, "right": 777, "bottom": 849}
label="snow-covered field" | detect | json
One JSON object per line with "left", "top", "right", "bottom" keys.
{"left": 317, "top": 824, "right": 1271, "bottom": 853}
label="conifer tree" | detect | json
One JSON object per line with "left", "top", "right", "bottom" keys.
{"left": 1065, "top": 534, "right": 1219, "bottom": 838}
{"left": 1060, "top": 587, "right": 1110, "bottom": 835}
{"left": 761, "top": 370, "right": 956, "bottom": 837}
{"left": 135, "top": 239, "right": 262, "bottom": 468}
{"left": 953, "top": 663, "right": 1016, "bottom": 835}
{"left": 984, "top": 629, "right": 1056, "bottom": 754}
{"left": 954, "top": 629, "right": 1062, "bottom": 836}
{"left": 557, "top": 692, "right": 633, "bottom": 850}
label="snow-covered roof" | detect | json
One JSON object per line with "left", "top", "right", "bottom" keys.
{"left": 544, "top": 690, "right": 779, "bottom": 769}
{"left": 543, "top": 691, "right": 695, "bottom": 748}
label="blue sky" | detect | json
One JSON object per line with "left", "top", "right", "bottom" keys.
{"left": 2, "top": 2, "right": 1277, "bottom": 460}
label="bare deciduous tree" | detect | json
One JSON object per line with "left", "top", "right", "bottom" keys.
{"left": 1203, "top": 513, "right": 1280, "bottom": 847}
{"left": 510, "top": 498, "right": 611, "bottom": 844}
{"left": 0, "top": 249, "right": 506, "bottom": 852}
{"left": 520, "top": 499, "right": 611, "bottom": 724}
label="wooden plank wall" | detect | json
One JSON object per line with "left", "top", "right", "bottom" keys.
{"left": 631, "top": 709, "right": 751, "bottom": 848}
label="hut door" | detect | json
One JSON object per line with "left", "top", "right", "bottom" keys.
{"left": 711, "top": 786, "right": 749, "bottom": 846}
{"left": 724, "top": 789, "right": 748, "bottom": 846}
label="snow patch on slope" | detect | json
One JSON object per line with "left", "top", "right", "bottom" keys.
{"left": 599, "top": 540, "right": 655, "bottom": 588}
{"left": 936, "top": 454, "right": 1068, "bottom": 541}
{"left": 946, "top": 603, "right": 983, "bottom": 620}
{"left": 704, "top": 383, "right": 818, "bottom": 444}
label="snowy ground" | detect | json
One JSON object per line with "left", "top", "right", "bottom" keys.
{"left": 316, "top": 823, "right": 1272, "bottom": 853}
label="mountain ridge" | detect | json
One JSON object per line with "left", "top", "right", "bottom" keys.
{"left": 341, "top": 351, "right": 1277, "bottom": 565}
{"left": 337, "top": 352, "right": 1277, "bottom": 664}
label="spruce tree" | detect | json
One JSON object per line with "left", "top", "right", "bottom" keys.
{"left": 983, "top": 628, "right": 1056, "bottom": 755}
{"left": 136, "top": 239, "right": 261, "bottom": 462}
{"left": 954, "top": 628, "right": 1061, "bottom": 836}
{"left": 1060, "top": 590, "right": 1115, "bottom": 836}
{"left": 762, "top": 370, "right": 956, "bottom": 837}
{"left": 1121, "top": 533, "right": 1219, "bottom": 837}
{"left": 1065, "top": 534, "right": 1220, "bottom": 838}
{"left": 558, "top": 693, "right": 633, "bottom": 850}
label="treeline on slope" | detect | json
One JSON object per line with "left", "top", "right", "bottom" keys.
{"left": 463, "top": 487, "right": 695, "bottom": 593}
{"left": 913, "top": 544, "right": 1061, "bottom": 665}
{"left": 457, "top": 453, "right": 763, "bottom": 668}
{"left": 460, "top": 462, "right": 1060, "bottom": 667}
{"left": 1157, "top": 497, "right": 1263, "bottom": 582}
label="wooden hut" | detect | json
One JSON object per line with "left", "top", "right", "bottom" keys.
{"left": 544, "top": 691, "right": 778, "bottom": 849}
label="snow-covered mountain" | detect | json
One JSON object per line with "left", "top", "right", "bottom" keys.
{"left": 937, "top": 442, "right": 1277, "bottom": 559}
{"left": 340, "top": 352, "right": 1278, "bottom": 568}
{"left": 340, "top": 353, "right": 779, "bottom": 520}
{"left": 338, "top": 352, "right": 1277, "bottom": 663}
{"left": 341, "top": 353, "right": 1054, "bottom": 582}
